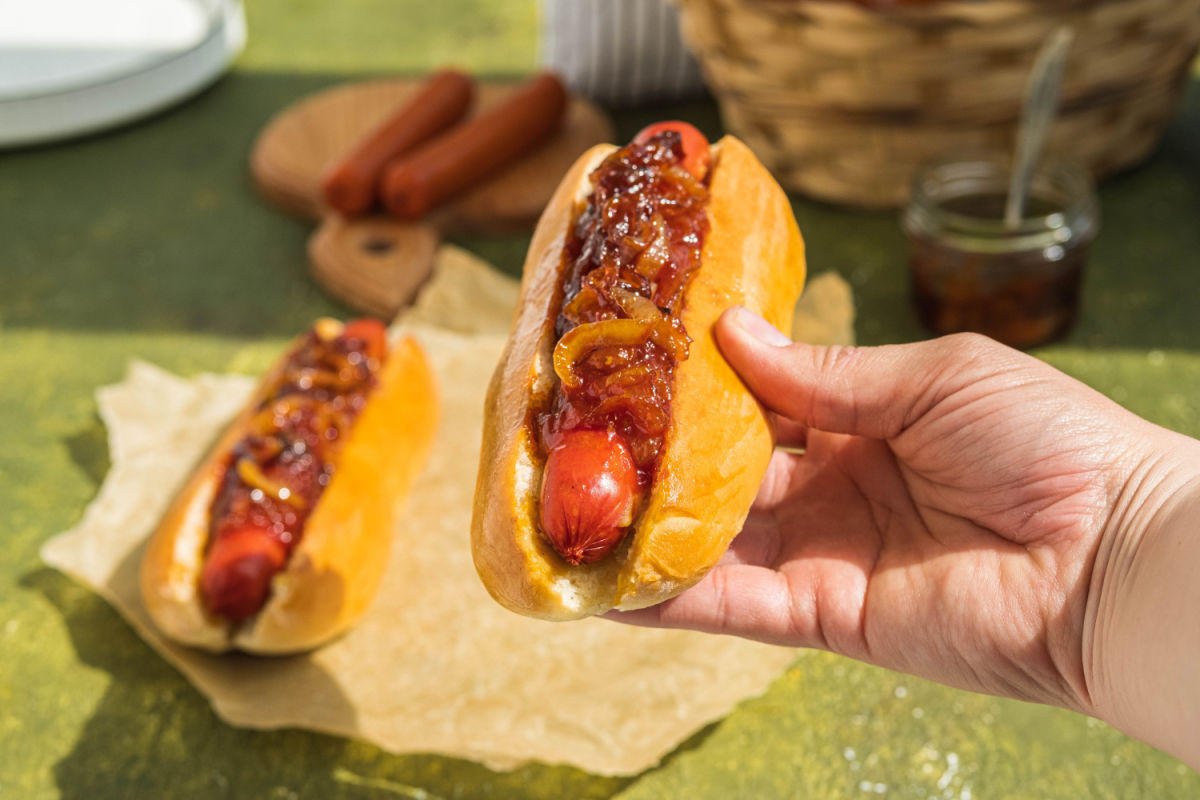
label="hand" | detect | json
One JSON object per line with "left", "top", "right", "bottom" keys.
{"left": 611, "top": 307, "right": 1200, "bottom": 726}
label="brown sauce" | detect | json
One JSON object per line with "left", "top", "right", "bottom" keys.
{"left": 908, "top": 191, "right": 1089, "bottom": 349}
{"left": 207, "top": 325, "right": 383, "bottom": 559}
{"left": 535, "top": 130, "right": 710, "bottom": 483}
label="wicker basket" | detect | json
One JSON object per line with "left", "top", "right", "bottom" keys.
{"left": 675, "top": 0, "right": 1200, "bottom": 207}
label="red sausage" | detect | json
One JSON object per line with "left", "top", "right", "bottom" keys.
{"left": 539, "top": 429, "right": 640, "bottom": 565}
{"left": 321, "top": 69, "right": 475, "bottom": 217}
{"left": 380, "top": 71, "right": 568, "bottom": 220}
{"left": 633, "top": 121, "right": 711, "bottom": 181}
{"left": 199, "top": 525, "right": 288, "bottom": 622}
{"left": 341, "top": 317, "right": 388, "bottom": 363}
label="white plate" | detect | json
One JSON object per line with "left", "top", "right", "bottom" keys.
{"left": 0, "top": 0, "right": 245, "bottom": 147}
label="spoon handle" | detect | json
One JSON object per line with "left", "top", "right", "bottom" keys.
{"left": 1005, "top": 26, "right": 1075, "bottom": 230}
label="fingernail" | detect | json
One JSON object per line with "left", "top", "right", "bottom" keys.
{"left": 728, "top": 305, "right": 792, "bottom": 347}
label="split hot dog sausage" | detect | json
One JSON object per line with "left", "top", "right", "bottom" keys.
{"left": 196, "top": 318, "right": 389, "bottom": 623}
{"left": 633, "top": 120, "right": 711, "bottom": 181}
{"left": 538, "top": 429, "right": 640, "bottom": 565}
{"left": 536, "top": 121, "right": 711, "bottom": 566}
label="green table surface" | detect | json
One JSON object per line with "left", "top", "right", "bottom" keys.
{"left": 3, "top": 2, "right": 1199, "bottom": 797}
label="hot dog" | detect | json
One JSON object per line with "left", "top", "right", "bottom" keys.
{"left": 471, "top": 122, "right": 807, "bottom": 620}
{"left": 140, "top": 318, "right": 438, "bottom": 653}
{"left": 380, "top": 71, "right": 568, "bottom": 220}
{"left": 321, "top": 69, "right": 475, "bottom": 217}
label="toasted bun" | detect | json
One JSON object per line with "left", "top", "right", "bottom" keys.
{"left": 471, "top": 136, "right": 806, "bottom": 620}
{"left": 139, "top": 325, "right": 438, "bottom": 653}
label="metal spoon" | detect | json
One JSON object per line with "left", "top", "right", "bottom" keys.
{"left": 1004, "top": 26, "right": 1075, "bottom": 230}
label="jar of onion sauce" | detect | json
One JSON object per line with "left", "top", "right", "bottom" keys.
{"left": 902, "top": 155, "right": 1099, "bottom": 349}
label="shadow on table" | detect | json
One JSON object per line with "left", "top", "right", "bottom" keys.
{"left": 21, "top": 566, "right": 336, "bottom": 797}
{"left": 22, "top": 396, "right": 728, "bottom": 798}
{"left": 21, "top": 563, "right": 665, "bottom": 799}
{"left": 63, "top": 419, "right": 112, "bottom": 492}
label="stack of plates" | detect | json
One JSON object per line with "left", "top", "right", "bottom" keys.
{"left": 0, "top": 0, "right": 245, "bottom": 147}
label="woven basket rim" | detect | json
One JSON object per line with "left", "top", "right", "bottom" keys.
{"left": 674, "top": 0, "right": 1200, "bottom": 206}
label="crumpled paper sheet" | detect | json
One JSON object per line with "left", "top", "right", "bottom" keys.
{"left": 395, "top": 244, "right": 522, "bottom": 335}
{"left": 41, "top": 247, "right": 854, "bottom": 775}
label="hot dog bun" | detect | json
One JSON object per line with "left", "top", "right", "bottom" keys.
{"left": 471, "top": 135, "right": 806, "bottom": 620}
{"left": 140, "top": 322, "right": 438, "bottom": 653}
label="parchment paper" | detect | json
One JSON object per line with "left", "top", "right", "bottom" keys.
{"left": 42, "top": 247, "right": 853, "bottom": 775}
{"left": 791, "top": 271, "right": 856, "bottom": 347}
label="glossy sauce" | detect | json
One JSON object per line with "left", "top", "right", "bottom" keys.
{"left": 908, "top": 192, "right": 1088, "bottom": 348}
{"left": 536, "top": 130, "right": 710, "bottom": 483}
{"left": 206, "top": 325, "right": 383, "bottom": 567}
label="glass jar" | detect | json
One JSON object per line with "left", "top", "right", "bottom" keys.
{"left": 901, "top": 155, "right": 1100, "bottom": 349}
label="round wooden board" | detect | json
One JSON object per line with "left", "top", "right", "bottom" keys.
{"left": 250, "top": 78, "right": 616, "bottom": 232}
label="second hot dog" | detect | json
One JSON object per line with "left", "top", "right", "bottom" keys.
{"left": 140, "top": 318, "right": 439, "bottom": 653}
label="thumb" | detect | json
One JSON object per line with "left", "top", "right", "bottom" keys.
{"left": 715, "top": 306, "right": 1017, "bottom": 440}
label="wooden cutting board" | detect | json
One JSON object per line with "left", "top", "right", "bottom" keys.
{"left": 250, "top": 78, "right": 615, "bottom": 317}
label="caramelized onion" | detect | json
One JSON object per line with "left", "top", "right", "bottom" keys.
{"left": 243, "top": 435, "right": 284, "bottom": 463}
{"left": 593, "top": 365, "right": 655, "bottom": 395}
{"left": 664, "top": 163, "right": 707, "bottom": 199}
{"left": 553, "top": 319, "right": 689, "bottom": 388}
{"left": 251, "top": 397, "right": 303, "bottom": 435}
{"left": 534, "top": 127, "right": 710, "bottom": 505}
{"left": 561, "top": 284, "right": 601, "bottom": 320}
{"left": 624, "top": 212, "right": 672, "bottom": 260}
{"left": 609, "top": 286, "right": 664, "bottom": 322}
{"left": 635, "top": 231, "right": 671, "bottom": 279}
{"left": 235, "top": 457, "right": 307, "bottom": 509}
{"left": 589, "top": 394, "right": 670, "bottom": 434}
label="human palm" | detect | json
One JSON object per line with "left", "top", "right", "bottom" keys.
{"left": 613, "top": 312, "right": 1184, "bottom": 717}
